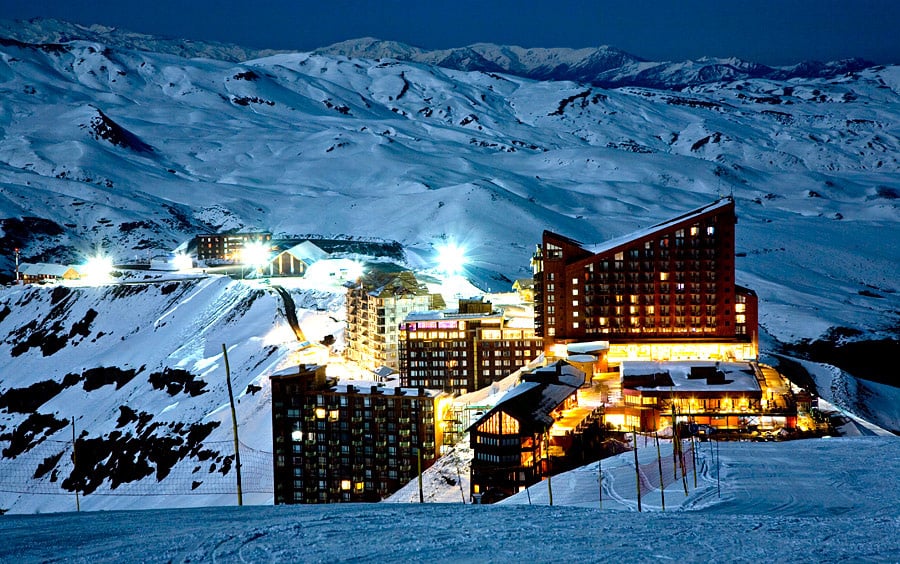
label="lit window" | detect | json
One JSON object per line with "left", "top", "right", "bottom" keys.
{"left": 736, "top": 314, "right": 746, "bottom": 324}
{"left": 614, "top": 252, "right": 624, "bottom": 261}
{"left": 573, "top": 311, "right": 579, "bottom": 318}
{"left": 341, "top": 480, "right": 351, "bottom": 491}
{"left": 660, "top": 272, "right": 669, "bottom": 281}
{"left": 572, "top": 278, "right": 579, "bottom": 285}
{"left": 690, "top": 225, "right": 699, "bottom": 236}
{"left": 707, "top": 226, "right": 715, "bottom": 235}
{"left": 735, "top": 303, "right": 746, "bottom": 313}
{"left": 572, "top": 288, "right": 579, "bottom": 296}
{"left": 572, "top": 300, "right": 579, "bottom": 307}
{"left": 572, "top": 322, "right": 579, "bottom": 329}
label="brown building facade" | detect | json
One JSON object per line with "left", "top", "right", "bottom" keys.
{"left": 399, "top": 298, "right": 543, "bottom": 395}
{"left": 196, "top": 232, "right": 272, "bottom": 263}
{"left": 345, "top": 269, "right": 438, "bottom": 371}
{"left": 271, "top": 364, "right": 449, "bottom": 504}
{"left": 532, "top": 198, "right": 757, "bottom": 354}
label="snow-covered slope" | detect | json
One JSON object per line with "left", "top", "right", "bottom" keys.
{"left": 1, "top": 437, "right": 898, "bottom": 561}
{"left": 0, "top": 37, "right": 897, "bottom": 345}
{"left": 316, "top": 37, "right": 875, "bottom": 89}
{"left": 0, "top": 18, "right": 282, "bottom": 62}
{"left": 0, "top": 277, "right": 343, "bottom": 514}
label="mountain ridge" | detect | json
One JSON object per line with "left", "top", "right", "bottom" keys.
{"left": 0, "top": 18, "right": 877, "bottom": 89}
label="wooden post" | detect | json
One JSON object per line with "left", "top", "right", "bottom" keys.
{"left": 72, "top": 418, "right": 80, "bottom": 512}
{"left": 545, "top": 431, "right": 553, "bottom": 506}
{"left": 633, "top": 429, "right": 641, "bottom": 512}
{"left": 222, "top": 344, "right": 243, "bottom": 506}
{"left": 716, "top": 438, "right": 721, "bottom": 498}
{"left": 655, "top": 431, "right": 665, "bottom": 512}
{"left": 598, "top": 455, "right": 603, "bottom": 509}
{"left": 671, "top": 401, "right": 678, "bottom": 482}
{"left": 691, "top": 435, "right": 698, "bottom": 488}
{"left": 417, "top": 448, "right": 424, "bottom": 503}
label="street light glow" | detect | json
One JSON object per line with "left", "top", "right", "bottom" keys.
{"left": 436, "top": 242, "right": 467, "bottom": 275}
{"left": 173, "top": 253, "right": 193, "bottom": 271}
{"left": 83, "top": 255, "right": 113, "bottom": 282}
{"left": 241, "top": 241, "right": 270, "bottom": 267}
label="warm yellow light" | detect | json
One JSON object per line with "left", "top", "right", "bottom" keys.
{"left": 315, "top": 407, "right": 327, "bottom": 419}
{"left": 551, "top": 344, "right": 568, "bottom": 359}
{"left": 340, "top": 480, "right": 351, "bottom": 491}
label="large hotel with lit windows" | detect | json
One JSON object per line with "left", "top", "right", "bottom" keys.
{"left": 532, "top": 197, "right": 758, "bottom": 362}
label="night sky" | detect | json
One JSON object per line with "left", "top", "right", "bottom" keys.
{"left": 2, "top": 0, "right": 899, "bottom": 65}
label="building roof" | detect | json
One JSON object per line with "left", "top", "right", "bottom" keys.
{"left": 404, "top": 309, "right": 502, "bottom": 323}
{"left": 566, "top": 341, "right": 610, "bottom": 355}
{"left": 621, "top": 360, "right": 760, "bottom": 394}
{"left": 357, "top": 269, "right": 430, "bottom": 299}
{"left": 269, "top": 364, "right": 325, "bottom": 379}
{"left": 280, "top": 240, "right": 329, "bottom": 264}
{"left": 469, "top": 361, "right": 584, "bottom": 433}
{"left": 332, "top": 381, "right": 443, "bottom": 398}
{"left": 583, "top": 197, "right": 733, "bottom": 256}
{"left": 19, "top": 263, "right": 81, "bottom": 277}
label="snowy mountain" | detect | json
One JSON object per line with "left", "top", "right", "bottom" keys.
{"left": 0, "top": 31, "right": 897, "bottom": 346}
{"left": 316, "top": 37, "right": 875, "bottom": 89}
{"left": 0, "top": 18, "right": 282, "bottom": 62}
{"left": 0, "top": 275, "right": 344, "bottom": 513}
{"left": 0, "top": 23, "right": 898, "bottom": 515}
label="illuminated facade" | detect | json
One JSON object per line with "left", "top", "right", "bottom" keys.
{"left": 532, "top": 198, "right": 758, "bottom": 359}
{"left": 468, "top": 362, "right": 604, "bottom": 503}
{"left": 196, "top": 232, "right": 272, "bottom": 263}
{"left": 601, "top": 360, "right": 798, "bottom": 433}
{"left": 345, "top": 269, "right": 438, "bottom": 371}
{"left": 399, "top": 298, "right": 543, "bottom": 395}
{"left": 271, "top": 364, "right": 449, "bottom": 504}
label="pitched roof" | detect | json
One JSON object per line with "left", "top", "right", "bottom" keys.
{"left": 19, "top": 263, "right": 80, "bottom": 277}
{"left": 468, "top": 361, "right": 584, "bottom": 434}
{"left": 584, "top": 197, "right": 733, "bottom": 255}
{"left": 281, "top": 240, "right": 329, "bottom": 263}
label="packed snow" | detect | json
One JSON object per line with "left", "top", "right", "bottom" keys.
{"left": 1, "top": 437, "right": 898, "bottom": 562}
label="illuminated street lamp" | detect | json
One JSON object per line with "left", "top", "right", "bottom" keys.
{"left": 435, "top": 241, "right": 467, "bottom": 276}
{"left": 82, "top": 254, "right": 114, "bottom": 283}
{"left": 173, "top": 253, "right": 193, "bottom": 272}
{"left": 240, "top": 241, "right": 270, "bottom": 279}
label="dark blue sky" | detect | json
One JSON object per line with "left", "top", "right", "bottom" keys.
{"left": 3, "top": 0, "right": 898, "bottom": 65}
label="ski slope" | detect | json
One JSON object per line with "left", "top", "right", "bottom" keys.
{"left": 1, "top": 437, "right": 897, "bottom": 562}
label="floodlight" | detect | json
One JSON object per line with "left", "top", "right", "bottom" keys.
{"left": 173, "top": 253, "right": 193, "bottom": 271}
{"left": 241, "top": 241, "right": 270, "bottom": 267}
{"left": 436, "top": 242, "right": 467, "bottom": 275}
{"left": 83, "top": 254, "right": 113, "bottom": 281}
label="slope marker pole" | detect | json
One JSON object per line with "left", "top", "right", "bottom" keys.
{"left": 222, "top": 343, "right": 243, "bottom": 506}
